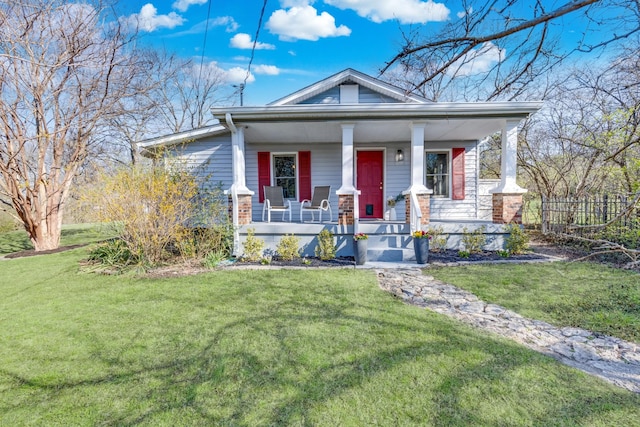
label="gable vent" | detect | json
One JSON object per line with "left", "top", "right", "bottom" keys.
{"left": 339, "top": 84, "right": 359, "bottom": 104}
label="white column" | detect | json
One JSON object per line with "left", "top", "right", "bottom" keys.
{"left": 491, "top": 119, "right": 527, "bottom": 194}
{"left": 227, "top": 116, "right": 253, "bottom": 195}
{"left": 404, "top": 122, "right": 430, "bottom": 194}
{"left": 336, "top": 123, "right": 357, "bottom": 194}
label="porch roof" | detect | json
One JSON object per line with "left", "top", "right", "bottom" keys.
{"left": 211, "top": 102, "right": 543, "bottom": 143}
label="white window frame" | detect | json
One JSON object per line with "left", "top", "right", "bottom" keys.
{"left": 425, "top": 149, "right": 452, "bottom": 199}
{"left": 271, "top": 152, "right": 298, "bottom": 200}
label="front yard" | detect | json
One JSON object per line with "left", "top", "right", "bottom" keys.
{"left": 0, "top": 229, "right": 639, "bottom": 425}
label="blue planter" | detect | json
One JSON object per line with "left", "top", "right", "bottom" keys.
{"left": 353, "top": 239, "right": 367, "bottom": 265}
{"left": 413, "top": 238, "right": 429, "bottom": 264}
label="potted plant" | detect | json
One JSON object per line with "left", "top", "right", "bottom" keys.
{"left": 353, "top": 232, "right": 368, "bottom": 265}
{"left": 412, "top": 229, "right": 431, "bottom": 264}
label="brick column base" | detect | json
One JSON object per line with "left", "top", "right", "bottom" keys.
{"left": 492, "top": 193, "right": 523, "bottom": 224}
{"left": 338, "top": 194, "right": 355, "bottom": 225}
{"left": 228, "top": 194, "right": 252, "bottom": 225}
{"left": 405, "top": 194, "right": 430, "bottom": 225}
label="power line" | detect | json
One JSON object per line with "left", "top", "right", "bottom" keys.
{"left": 243, "top": 0, "right": 269, "bottom": 89}
{"left": 197, "top": 0, "right": 214, "bottom": 85}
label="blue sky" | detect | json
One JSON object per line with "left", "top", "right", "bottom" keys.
{"left": 120, "top": 0, "right": 611, "bottom": 106}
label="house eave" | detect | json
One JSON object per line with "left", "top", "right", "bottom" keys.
{"left": 212, "top": 102, "right": 543, "bottom": 124}
{"left": 137, "top": 124, "right": 228, "bottom": 157}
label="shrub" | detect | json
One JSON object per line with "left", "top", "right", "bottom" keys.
{"left": 461, "top": 226, "right": 486, "bottom": 254}
{"left": 242, "top": 228, "right": 264, "bottom": 262}
{"left": 82, "top": 162, "right": 229, "bottom": 268}
{"left": 505, "top": 223, "right": 529, "bottom": 254}
{"left": 315, "top": 229, "right": 337, "bottom": 260}
{"left": 88, "top": 239, "right": 137, "bottom": 268}
{"left": 276, "top": 234, "right": 300, "bottom": 261}
{"left": 426, "top": 226, "right": 448, "bottom": 252}
{"left": 0, "top": 209, "right": 18, "bottom": 233}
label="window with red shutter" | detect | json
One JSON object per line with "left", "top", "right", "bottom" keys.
{"left": 258, "top": 151, "right": 311, "bottom": 202}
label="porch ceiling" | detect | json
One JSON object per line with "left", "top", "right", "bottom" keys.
{"left": 242, "top": 118, "right": 507, "bottom": 144}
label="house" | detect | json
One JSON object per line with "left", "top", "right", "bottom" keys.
{"left": 140, "top": 69, "right": 542, "bottom": 261}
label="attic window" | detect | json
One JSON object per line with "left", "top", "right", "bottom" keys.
{"left": 339, "top": 84, "right": 358, "bottom": 103}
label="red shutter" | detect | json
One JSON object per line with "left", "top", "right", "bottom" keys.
{"left": 452, "top": 148, "right": 465, "bottom": 200}
{"left": 298, "top": 151, "right": 312, "bottom": 201}
{"left": 257, "top": 152, "right": 271, "bottom": 203}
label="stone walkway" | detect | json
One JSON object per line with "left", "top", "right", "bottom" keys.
{"left": 376, "top": 269, "right": 640, "bottom": 394}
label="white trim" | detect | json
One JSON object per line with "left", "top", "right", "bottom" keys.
{"left": 490, "top": 120, "right": 527, "bottom": 194}
{"left": 138, "top": 123, "right": 227, "bottom": 152}
{"left": 268, "top": 68, "right": 430, "bottom": 105}
{"left": 271, "top": 152, "right": 299, "bottom": 200}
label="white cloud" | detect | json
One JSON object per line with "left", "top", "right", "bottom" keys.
{"left": 172, "top": 0, "right": 207, "bottom": 12}
{"left": 447, "top": 42, "right": 505, "bottom": 77}
{"left": 253, "top": 65, "right": 280, "bottom": 75}
{"left": 199, "top": 61, "right": 255, "bottom": 84}
{"left": 226, "top": 67, "right": 255, "bottom": 84}
{"left": 230, "top": 33, "right": 276, "bottom": 50}
{"left": 281, "top": 0, "right": 313, "bottom": 6}
{"left": 324, "top": 0, "right": 449, "bottom": 24}
{"left": 212, "top": 16, "right": 239, "bottom": 32}
{"left": 122, "top": 3, "right": 184, "bottom": 32}
{"left": 266, "top": 4, "right": 351, "bottom": 41}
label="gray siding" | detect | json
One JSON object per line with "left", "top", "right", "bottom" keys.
{"left": 167, "top": 136, "right": 233, "bottom": 189}
{"left": 299, "top": 87, "right": 339, "bottom": 104}
{"left": 358, "top": 86, "right": 400, "bottom": 103}
{"left": 427, "top": 141, "right": 479, "bottom": 220}
{"left": 299, "top": 85, "right": 401, "bottom": 105}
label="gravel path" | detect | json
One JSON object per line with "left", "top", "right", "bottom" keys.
{"left": 377, "top": 269, "right": 640, "bottom": 394}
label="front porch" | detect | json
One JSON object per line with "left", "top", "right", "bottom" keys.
{"left": 238, "top": 219, "right": 510, "bottom": 262}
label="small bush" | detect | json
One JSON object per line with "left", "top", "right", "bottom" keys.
{"left": 242, "top": 228, "right": 264, "bottom": 262}
{"left": 315, "top": 229, "right": 337, "bottom": 260}
{"left": 0, "top": 210, "right": 18, "bottom": 233}
{"left": 461, "top": 226, "right": 486, "bottom": 254}
{"left": 426, "top": 226, "right": 448, "bottom": 252}
{"left": 505, "top": 223, "right": 529, "bottom": 254}
{"left": 88, "top": 239, "right": 138, "bottom": 268}
{"left": 276, "top": 234, "right": 300, "bottom": 261}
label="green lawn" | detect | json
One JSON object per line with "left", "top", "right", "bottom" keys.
{"left": 0, "top": 239, "right": 639, "bottom": 425}
{"left": 0, "top": 223, "right": 115, "bottom": 255}
{"left": 429, "top": 262, "right": 640, "bottom": 343}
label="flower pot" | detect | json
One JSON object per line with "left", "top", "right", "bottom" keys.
{"left": 413, "top": 238, "right": 429, "bottom": 264}
{"left": 384, "top": 208, "right": 397, "bottom": 221}
{"left": 353, "top": 239, "right": 367, "bottom": 265}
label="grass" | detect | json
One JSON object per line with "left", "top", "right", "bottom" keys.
{"left": 429, "top": 262, "right": 640, "bottom": 343}
{"left": 0, "top": 230, "right": 639, "bottom": 425}
{"left": 0, "top": 223, "right": 115, "bottom": 256}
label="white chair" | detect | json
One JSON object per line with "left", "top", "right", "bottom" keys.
{"left": 262, "top": 186, "right": 292, "bottom": 222}
{"left": 300, "top": 185, "right": 332, "bottom": 222}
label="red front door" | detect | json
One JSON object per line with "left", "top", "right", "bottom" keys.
{"left": 357, "top": 150, "right": 384, "bottom": 219}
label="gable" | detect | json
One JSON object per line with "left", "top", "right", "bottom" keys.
{"left": 269, "top": 68, "right": 430, "bottom": 106}
{"left": 298, "top": 84, "right": 403, "bottom": 105}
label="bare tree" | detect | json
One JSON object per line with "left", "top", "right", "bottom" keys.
{"left": 108, "top": 51, "right": 234, "bottom": 165}
{"left": 519, "top": 43, "right": 640, "bottom": 198}
{"left": 381, "top": 0, "right": 640, "bottom": 101}
{"left": 0, "top": 0, "right": 149, "bottom": 250}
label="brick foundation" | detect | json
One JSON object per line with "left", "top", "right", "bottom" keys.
{"left": 492, "top": 193, "right": 523, "bottom": 224}
{"left": 405, "top": 193, "right": 430, "bottom": 225}
{"left": 228, "top": 194, "right": 252, "bottom": 225}
{"left": 338, "top": 194, "right": 355, "bottom": 225}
